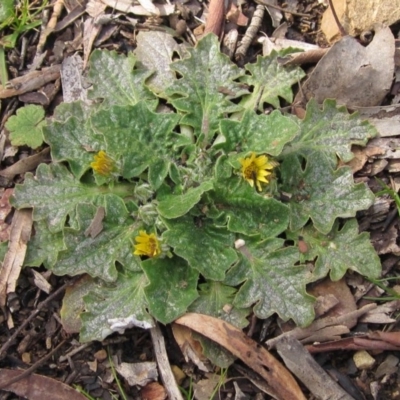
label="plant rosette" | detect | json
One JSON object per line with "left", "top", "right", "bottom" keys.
{"left": 11, "top": 34, "right": 381, "bottom": 364}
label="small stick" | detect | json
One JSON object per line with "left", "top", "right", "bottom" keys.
{"left": 150, "top": 322, "right": 183, "bottom": 400}
{"left": 327, "top": 0, "right": 346, "bottom": 37}
{"left": 204, "top": 0, "right": 226, "bottom": 38}
{"left": 236, "top": 5, "right": 265, "bottom": 61}
{"left": 31, "top": 0, "right": 64, "bottom": 69}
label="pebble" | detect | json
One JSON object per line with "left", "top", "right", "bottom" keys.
{"left": 353, "top": 350, "right": 376, "bottom": 370}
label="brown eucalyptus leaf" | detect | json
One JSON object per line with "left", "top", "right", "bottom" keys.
{"left": 295, "top": 26, "right": 395, "bottom": 108}
{"left": 0, "top": 369, "right": 87, "bottom": 400}
{"left": 175, "top": 313, "right": 306, "bottom": 400}
{"left": 322, "top": 0, "right": 400, "bottom": 43}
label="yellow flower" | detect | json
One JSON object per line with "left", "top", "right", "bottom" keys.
{"left": 133, "top": 231, "right": 161, "bottom": 258}
{"left": 239, "top": 152, "right": 275, "bottom": 191}
{"left": 91, "top": 151, "right": 115, "bottom": 176}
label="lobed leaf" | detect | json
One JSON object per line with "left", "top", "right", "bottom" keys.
{"left": 287, "top": 220, "right": 381, "bottom": 281}
{"left": 226, "top": 243, "right": 315, "bottom": 326}
{"left": 11, "top": 163, "right": 132, "bottom": 233}
{"left": 88, "top": 49, "right": 156, "bottom": 108}
{"left": 165, "top": 34, "right": 247, "bottom": 141}
{"left": 280, "top": 154, "right": 375, "bottom": 234}
{"left": 24, "top": 220, "right": 66, "bottom": 268}
{"left": 240, "top": 49, "right": 306, "bottom": 111}
{"left": 5, "top": 104, "right": 45, "bottom": 149}
{"left": 54, "top": 201, "right": 141, "bottom": 282}
{"left": 282, "top": 99, "right": 378, "bottom": 168}
{"left": 80, "top": 270, "right": 151, "bottom": 342}
{"left": 217, "top": 110, "right": 299, "bottom": 155}
{"left": 163, "top": 216, "right": 237, "bottom": 280}
{"left": 134, "top": 31, "right": 181, "bottom": 94}
{"left": 44, "top": 114, "right": 105, "bottom": 179}
{"left": 91, "top": 102, "right": 180, "bottom": 187}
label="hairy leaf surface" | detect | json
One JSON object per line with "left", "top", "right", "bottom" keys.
{"left": 165, "top": 34, "right": 247, "bottom": 140}
{"left": 163, "top": 216, "right": 237, "bottom": 280}
{"left": 226, "top": 243, "right": 315, "bottom": 326}
{"left": 280, "top": 154, "right": 375, "bottom": 233}
{"left": 240, "top": 49, "right": 306, "bottom": 111}
{"left": 282, "top": 99, "right": 378, "bottom": 168}
{"left": 288, "top": 220, "right": 381, "bottom": 281}
{"left": 81, "top": 271, "right": 151, "bottom": 342}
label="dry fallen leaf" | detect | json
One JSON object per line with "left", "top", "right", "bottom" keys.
{"left": 0, "top": 209, "right": 32, "bottom": 308}
{"left": 295, "top": 26, "right": 395, "bottom": 108}
{"left": 175, "top": 313, "right": 306, "bottom": 400}
{"left": 171, "top": 323, "right": 210, "bottom": 372}
{"left": 0, "top": 369, "right": 87, "bottom": 400}
{"left": 322, "top": 0, "right": 400, "bottom": 43}
{"left": 115, "top": 361, "right": 158, "bottom": 387}
{"left": 0, "top": 189, "right": 13, "bottom": 242}
{"left": 140, "top": 381, "right": 167, "bottom": 400}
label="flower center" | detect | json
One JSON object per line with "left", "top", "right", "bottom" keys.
{"left": 244, "top": 164, "right": 257, "bottom": 180}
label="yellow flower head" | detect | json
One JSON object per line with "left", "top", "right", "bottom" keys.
{"left": 239, "top": 152, "right": 275, "bottom": 191}
{"left": 133, "top": 231, "right": 161, "bottom": 258}
{"left": 91, "top": 151, "right": 115, "bottom": 176}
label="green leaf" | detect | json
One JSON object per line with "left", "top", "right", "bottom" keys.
{"left": 143, "top": 256, "right": 199, "bottom": 324}
{"left": 88, "top": 49, "right": 156, "bottom": 108}
{"left": 165, "top": 34, "right": 247, "bottom": 140}
{"left": 53, "top": 100, "right": 95, "bottom": 124}
{"left": 0, "top": 0, "right": 14, "bottom": 24}
{"left": 80, "top": 270, "right": 151, "bottom": 342}
{"left": 12, "top": 163, "right": 132, "bottom": 233}
{"left": 135, "top": 31, "right": 180, "bottom": 94}
{"left": 288, "top": 220, "right": 381, "bottom": 281}
{"left": 91, "top": 102, "right": 179, "bottom": 186}
{"left": 163, "top": 216, "right": 237, "bottom": 280}
{"left": 44, "top": 114, "right": 105, "bottom": 179}
{"left": 24, "top": 220, "right": 66, "bottom": 268}
{"left": 240, "top": 49, "right": 306, "bottom": 111}
{"left": 188, "top": 281, "right": 250, "bottom": 368}
{"left": 280, "top": 154, "right": 375, "bottom": 234}
{"left": 209, "top": 178, "right": 289, "bottom": 237}
{"left": 157, "top": 181, "right": 214, "bottom": 219}
{"left": 54, "top": 201, "right": 141, "bottom": 282}
{"left": 282, "top": 99, "right": 378, "bottom": 168}
{"left": 189, "top": 281, "right": 249, "bottom": 328}
{"left": 5, "top": 105, "right": 45, "bottom": 149}
{"left": 217, "top": 110, "right": 299, "bottom": 155}
{"left": 226, "top": 243, "right": 315, "bottom": 326}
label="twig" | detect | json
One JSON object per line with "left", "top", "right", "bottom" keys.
{"left": 267, "top": 303, "right": 377, "bottom": 349}
{"left": 327, "top": 0, "right": 346, "bottom": 37}
{"left": 0, "top": 280, "right": 71, "bottom": 357}
{"left": 0, "top": 339, "right": 67, "bottom": 389}
{"left": 150, "top": 322, "right": 183, "bottom": 400}
{"left": 31, "top": 0, "right": 64, "bottom": 69}
{"left": 235, "top": 5, "right": 265, "bottom": 61}
{"left": 204, "top": 0, "right": 226, "bottom": 38}
{"left": 58, "top": 342, "right": 91, "bottom": 363}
